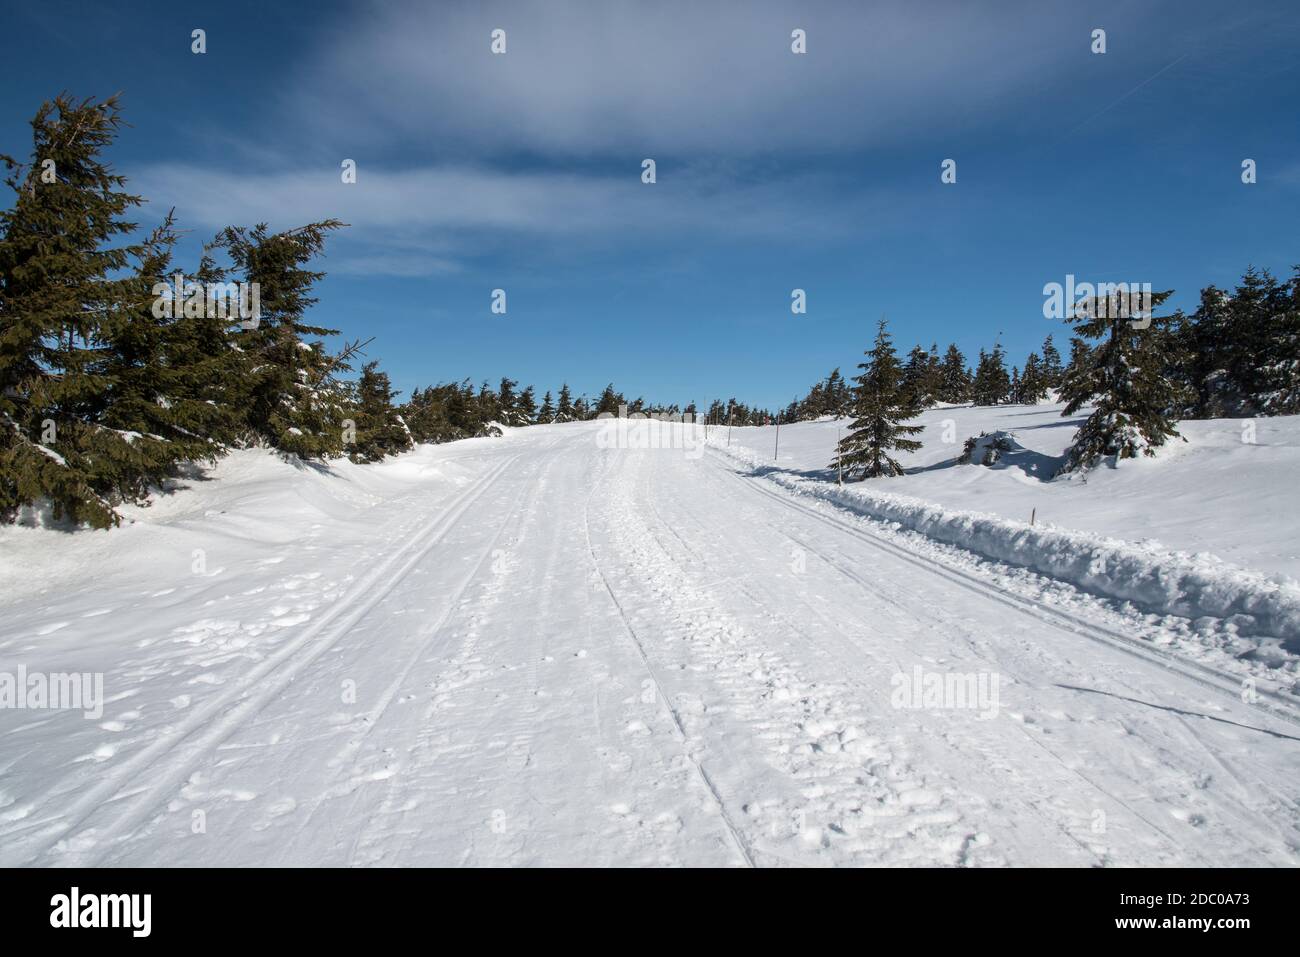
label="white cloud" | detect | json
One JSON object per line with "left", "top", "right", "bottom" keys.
{"left": 134, "top": 160, "right": 887, "bottom": 238}
{"left": 291, "top": 0, "right": 1089, "bottom": 157}
{"left": 126, "top": 0, "right": 1167, "bottom": 278}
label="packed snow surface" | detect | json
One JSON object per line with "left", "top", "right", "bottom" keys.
{"left": 1, "top": 416, "right": 1298, "bottom": 867}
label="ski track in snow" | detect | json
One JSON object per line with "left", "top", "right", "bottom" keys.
{"left": 0, "top": 421, "right": 1297, "bottom": 866}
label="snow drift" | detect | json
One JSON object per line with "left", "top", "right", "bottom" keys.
{"left": 710, "top": 437, "right": 1300, "bottom": 651}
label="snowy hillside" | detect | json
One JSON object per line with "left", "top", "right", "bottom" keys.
{"left": 722, "top": 402, "right": 1300, "bottom": 581}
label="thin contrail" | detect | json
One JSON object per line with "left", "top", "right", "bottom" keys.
{"left": 1063, "top": 51, "right": 1191, "bottom": 138}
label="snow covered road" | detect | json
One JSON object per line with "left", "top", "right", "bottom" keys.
{"left": 2, "top": 421, "right": 1298, "bottom": 866}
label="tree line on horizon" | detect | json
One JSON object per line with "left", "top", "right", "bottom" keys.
{"left": 782, "top": 334, "right": 1072, "bottom": 423}
{"left": 816, "top": 272, "right": 1299, "bottom": 479}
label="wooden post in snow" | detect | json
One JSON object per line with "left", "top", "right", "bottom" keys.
{"left": 837, "top": 424, "right": 843, "bottom": 485}
{"left": 774, "top": 413, "right": 780, "bottom": 463}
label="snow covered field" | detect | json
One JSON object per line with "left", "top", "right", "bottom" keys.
{"left": 1, "top": 418, "right": 1299, "bottom": 867}
{"left": 726, "top": 402, "right": 1300, "bottom": 580}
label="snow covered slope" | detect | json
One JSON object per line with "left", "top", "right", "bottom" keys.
{"left": 722, "top": 403, "right": 1300, "bottom": 581}
{"left": 1, "top": 420, "right": 1298, "bottom": 867}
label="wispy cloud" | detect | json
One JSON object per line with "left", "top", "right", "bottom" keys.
{"left": 133, "top": 159, "right": 911, "bottom": 274}
{"left": 124, "top": 0, "right": 1174, "bottom": 278}
{"left": 288, "top": 0, "right": 1092, "bottom": 158}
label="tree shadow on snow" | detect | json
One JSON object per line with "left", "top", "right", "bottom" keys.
{"left": 1054, "top": 684, "right": 1300, "bottom": 742}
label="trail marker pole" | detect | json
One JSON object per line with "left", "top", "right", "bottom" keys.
{"left": 727, "top": 410, "right": 733, "bottom": 447}
{"left": 774, "top": 414, "right": 780, "bottom": 463}
{"left": 837, "top": 424, "right": 843, "bottom": 485}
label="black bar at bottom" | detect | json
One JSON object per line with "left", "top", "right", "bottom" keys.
{"left": 0, "top": 867, "right": 1285, "bottom": 944}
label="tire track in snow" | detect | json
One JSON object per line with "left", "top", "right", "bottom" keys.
{"left": 3, "top": 453, "right": 523, "bottom": 867}
{"left": 278, "top": 443, "right": 565, "bottom": 860}
{"left": 340, "top": 440, "right": 568, "bottom": 864}
{"left": 643, "top": 459, "right": 1113, "bottom": 866}
{"left": 694, "top": 463, "right": 1165, "bottom": 860}
{"left": 597, "top": 449, "right": 988, "bottom": 865}
{"left": 711, "top": 454, "right": 1300, "bottom": 863}
{"left": 580, "top": 454, "right": 757, "bottom": 867}
{"left": 716, "top": 453, "right": 1300, "bottom": 730}
{"left": 708, "top": 458, "right": 1227, "bottom": 859}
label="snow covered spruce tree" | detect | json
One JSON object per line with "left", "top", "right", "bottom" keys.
{"left": 537, "top": 389, "right": 555, "bottom": 423}
{"left": 937, "top": 343, "right": 970, "bottom": 403}
{"left": 155, "top": 246, "right": 246, "bottom": 448}
{"left": 554, "top": 382, "right": 574, "bottom": 422}
{"left": 1266, "top": 268, "right": 1300, "bottom": 414}
{"left": 93, "top": 214, "right": 237, "bottom": 499}
{"left": 516, "top": 384, "right": 537, "bottom": 424}
{"left": 900, "top": 343, "right": 941, "bottom": 408}
{"left": 971, "top": 344, "right": 1010, "bottom": 405}
{"left": 495, "top": 377, "right": 519, "bottom": 424}
{"left": 211, "top": 220, "right": 351, "bottom": 459}
{"left": 345, "top": 361, "right": 411, "bottom": 463}
{"left": 832, "top": 319, "right": 923, "bottom": 479}
{"left": 1174, "top": 267, "right": 1300, "bottom": 418}
{"left": 0, "top": 95, "right": 212, "bottom": 527}
{"left": 1017, "top": 351, "right": 1048, "bottom": 403}
{"left": 827, "top": 367, "right": 853, "bottom": 416}
{"left": 1057, "top": 288, "right": 1188, "bottom": 472}
{"left": 1039, "top": 334, "right": 1064, "bottom": 389}
{"left": 595, "top": 383, "right": 621, "bottom": 416}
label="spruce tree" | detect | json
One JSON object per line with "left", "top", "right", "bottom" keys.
{"left": 938, "top": 344, "right": 970, "bottom": 403}
{"left": 1267, "top": 266, "right": 1300, "bottom": 415}
{"left": 971, "top": 345, "right": 1010, "bottom": 405}
{"left": 0, "top": 94, "right": 191, "bottom": 526}
{"left": 1224, "top": 268, "right": 1287, "bottom": 411}
{"left": 347, "top": 361, "right": 411, "bottom": 462}
{"left": 989, "top": 343, "right": 1011, "bottom": 403}
{"left": 823, "top": 367, "right": 851, "bottom": 416}
{"left": 157, "top": 246, "right": 244, "bottom": 448}
{"left": 901, "top": 344, "right": 939, "bottom": 408}
{"left": 212, "top": 219, "right": 349, "bottom": 458}
{"left": 517, "top": 384, "right": 537, "bottom": 424}
{"left": 1180, "top": 267, "right": 1299, "bottom": 417}
{"left": 595, "top": 383, "right": 621, "bottom": 416}
{"left": 832, "top": 319, "right": 923, "bottom": 479}
{"left": 802, "top": 380, "right": 826, "bottom": 420}
{"left": 1058, "top": 289, "right": 1188, "bottom": 472}
{"left": 1019, "top": 352, "right": 1047, "bottom": 403}
{"left": 95, "top": 214, "right": 232, "bottom": 501}
{"left": 1040, "top": 334, "right": 1064, "bottom": 389}
{"left": 400, "top": 385, "right": 440, "bottom": 443}
{"left": 497, "top": 376, "right": 519, "bottom": 424}
{"left": 1064, "top": 336, "right": 1092, "bottom": 385}
{"left": 1177, "top": 285, "right": 1232, "bottom": 416}
{"left": 971, "top": 349, "right": 988, "bottom": 404}
{"left": 454, "top": 379, "right": 482, "bottom": 434}
{"left": 538, "top": 389, "right": 555, "bottom": 423}
{"left": 555, "top": 383, "right": 574, "bottom": 422}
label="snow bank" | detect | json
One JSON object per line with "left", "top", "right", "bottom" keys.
{"left": 710, "top": 437, "right": 1300, "bottom": 650}
{"left": 0, "top": 442, "right": 497, "bottom": 604}
{"left": 721, "top": 407, "right": 1300, "bottom": 580}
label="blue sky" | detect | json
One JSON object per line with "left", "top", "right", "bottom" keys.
{"left": 2, "top": 0, "right": 1298, "bottom": 410}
